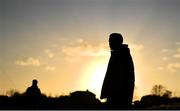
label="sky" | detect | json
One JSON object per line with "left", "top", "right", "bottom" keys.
{"left": 0, "top": 0, "right": 180, "bottom": 100}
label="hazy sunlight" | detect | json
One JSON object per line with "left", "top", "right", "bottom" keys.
{"left": 81, "top": 60, "right": 108, "bottom": 99}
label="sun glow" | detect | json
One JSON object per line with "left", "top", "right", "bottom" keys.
{"left": 80, "top": 59, "right": 108, "bottom": 99}
{"left": 89, "top": 64, "right": 107, "bottom": 92}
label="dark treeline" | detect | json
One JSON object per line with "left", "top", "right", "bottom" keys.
{"left": 0, "top": 89, "right": 180, "bottom": 109}
{"left": 134, "top": 95, "right": 180, "bottom": 109}
{"left": 0, "top": 90, "right": 103, "bottom": 110}
{"left": 1, "top": 79, "right": 179, "bottom": 109}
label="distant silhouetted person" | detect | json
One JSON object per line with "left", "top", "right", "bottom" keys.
{"left": 101, "top": 33, "right": 135, "bottom": 109}
{"left": 24, "top": 79, "right": 42, "bottom": 109}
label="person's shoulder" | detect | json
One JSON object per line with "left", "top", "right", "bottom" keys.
{"left": 121, "top": 44, "right": 130, "bottom": 50}
{"left": 122, "top": 44, "right": 128, "bottom": 48}
{"left": 25, "top": 87, "right": 32, "bottom": 93}
{"left": 27, "top": 86, "right": 32, "bottom": 90}
{"left": 121, "top": 44, "right": 131, "bottom": 53}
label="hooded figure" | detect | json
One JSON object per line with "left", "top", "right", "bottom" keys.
{"left": 100, "top": 33, "right": 135, "bottom": 109}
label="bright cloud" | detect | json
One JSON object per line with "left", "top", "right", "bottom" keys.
{"left": 129, "top": 44, "right": 144, "bottom": 52}
{"left": 167, "top": 63, "right": 180, "bottom": 73}
{"left": 61, "top": 40, "right": 109, "bottom": 57}
{"left": 157, "top": 66, "right": 165, "bottom": 70}
{"left": 45, "top": 66, "right": 56, "bottom": 71}
{"left": 162, "top": 56, "right": 168, "bottom": 61}
{"left": 44, "top": 49, "right": 55, "bottom": 59}
{"left": 176, "top": 42, "right": 180, "bottom": 45}
{"left": 61, "top": 39, "right": 108, "bottom": 62}
{"left": 172, "top": 47, "right": 180, "bottom": 59}
{"left": 178, "top": 48, "right": 180, "bottom": 52}
{"left": 158, "top": 46, "right": 180, "bottom": 72}
{"left": 15, "top": 57, "right": 40, "bottom": 66}
{"left": 161, "top": 49, "right": 169, "bottom": 53}
{"left": 173, "top": 53, "right": 180, "bottom": 59}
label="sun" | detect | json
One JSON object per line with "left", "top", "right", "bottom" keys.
{"left": 88, "top": 64, "right": 107, "bottom": 91}
{"left": 81, "top": 60, "right": 108, "bottom": 99}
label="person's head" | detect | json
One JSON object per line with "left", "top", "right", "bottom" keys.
{"left": 32, "top": 79, "right": 38, "bottom": 86}
{"left": 109, "top": 33, "right": 123, "bottom": 51}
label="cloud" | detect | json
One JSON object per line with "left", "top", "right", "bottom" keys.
{"left": 61, "top": 39, "right": 109, "bottom": 62}
{"left": 129, "top": 44, "right": 144, "bottom": 52}
{"left": 173, "top": 53, "right": 180, "bottom": 59}
{"left": 44, "top": 49, "right": 54, "bottom": 58}
{"left": 178, "top": 48, "right": 180, "bottom": 52}
{"left": 158, "top": 46, "right": 180, "bottom": 72}
{"left": 162, "top": 56, "right": 168, "bottom": 61}
{"left": 176, "top": 42, "right": 180, "bottom": 45}
{"left": 45, "top": 66, "right": 56, "bottom": 71}
{"left": 157, "top": 66, "right": 165, "bottom": 70}
{"left": 15, "top": 57, "right": 40, "bottom": 66}
{"left": 160, "top": 49, "right": 169, "bottom": 53}
{"left": 61, "top": 40, "right": 109, "bottom": 57}
{"left": 172, "top": 47, "right": 180, "bottom": 59}
{"left": 76, "top": 38, "right": 84, "bottom": 43}
{"left": 167, "top": 63, "right": 180, "bottom": 72}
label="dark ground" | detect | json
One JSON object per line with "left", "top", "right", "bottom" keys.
{"left": 0, "top": 90, "right": 180, "bottom": 110}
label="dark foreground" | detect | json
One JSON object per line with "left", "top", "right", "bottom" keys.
{"left": 0, "top": 90, "right": 180, "bottom": 110}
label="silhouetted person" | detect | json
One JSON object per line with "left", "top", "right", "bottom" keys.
{"left": 24, "top": 79, "right": 42, "bottom": 109}
{"left": 100, "top": 33, "right": 135, "bottom": 109}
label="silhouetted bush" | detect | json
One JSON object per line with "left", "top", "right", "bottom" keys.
{"left": 132, "top": 94, "right": 180, "bottom": 109}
